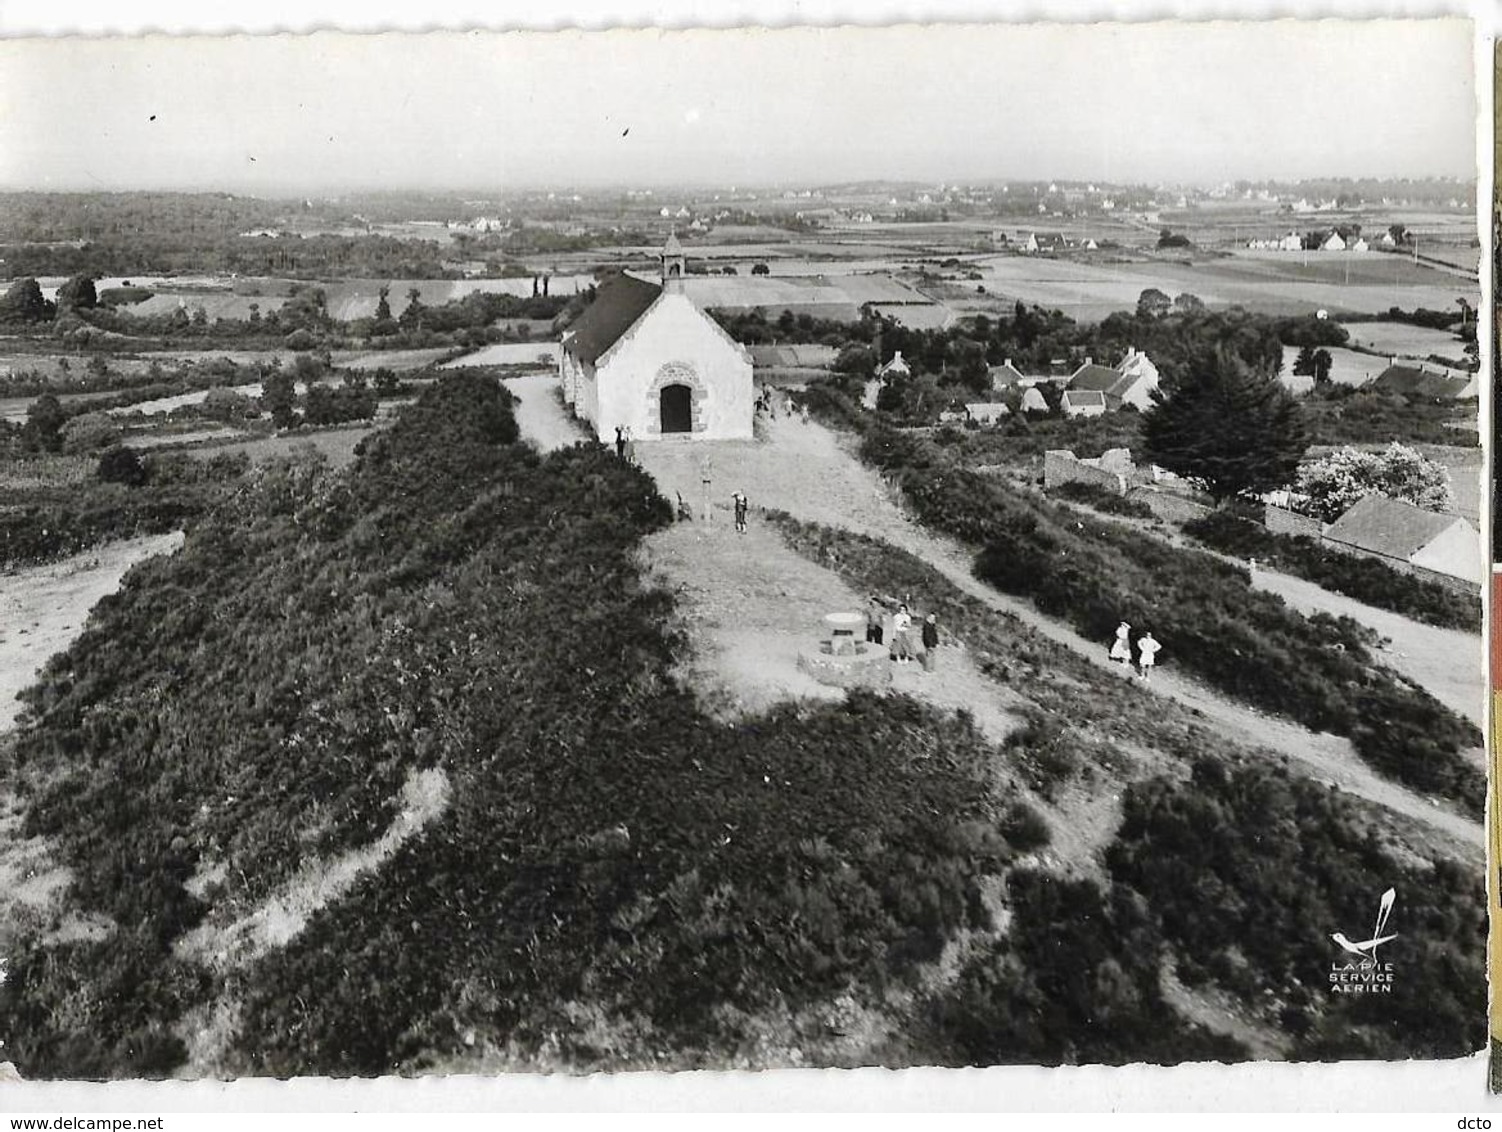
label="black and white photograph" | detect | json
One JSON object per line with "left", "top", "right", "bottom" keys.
{"left": 0, "top": 6, "right": 1488, "bottom": 1102}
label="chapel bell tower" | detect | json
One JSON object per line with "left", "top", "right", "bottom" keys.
{"left": 661, "top": 230, "right": 686, "bottom": 289}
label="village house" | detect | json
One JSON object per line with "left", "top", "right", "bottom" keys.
{"left": 1320, "top": 231, "right": 1347, "bottom": 252}
{"left": 1323, "top": 495, "right": 1482, "bottom": 587}
{"left": 877, "top": 350, "right": 912, "bottom": 379}
{"left": 559, "top": 235, "right": 753, "bottom": 441}
{"left": 1060, "top": 389, "right": 1107, "bottom": 417}
{"left": 1065, "top": 348, "right": 1161, "bottom": 411}
{"left": 964, "top": 402, "right": 1011, "bottom": 425}
{"left": 987, "top": 357, "right": 1057, "bottom": 392}
{"left": 1371, "top": 361, "right": 1477, "bottom": 400}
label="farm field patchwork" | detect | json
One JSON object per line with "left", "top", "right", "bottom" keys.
{"left": 967, "top": 249, "right": 1473, "bottom": 321}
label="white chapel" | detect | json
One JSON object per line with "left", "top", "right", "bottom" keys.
{"left": 559, "top": 235, "right": 754, "bottom": 441}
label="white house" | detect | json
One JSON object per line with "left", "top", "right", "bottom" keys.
{"left": 1323, "top": 495, "right": 1482, "bottom": 587}
{"left": 1065, "top": 348, "right": 1160, "bottom": 412}
{"left": 877, "top": 350, "right": 912, "bottom": 378}
{"left": 1061, "top": 389, "right": 1107, "bottom": 417}
{"left": 964, "top": 402, "right": 1010, "bottom": 425}
{"left": 1020, "top": 233, "right": 1040, "bottom": 254}
{"left": 1320, "top": 231, "right": 1347, "bottom": 252}
{"left": 1350, "top": 237, "right": 1369, "bottom": 253}
{"left": 559, "top": 236, "right": 753, "bottom": 442}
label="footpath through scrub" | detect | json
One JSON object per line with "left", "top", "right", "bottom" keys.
{"left": 504, "top": 379, "right": 1476, "bottom": 850}
{"left": 626, "top": 410, "right": 1481, "bottom": 850}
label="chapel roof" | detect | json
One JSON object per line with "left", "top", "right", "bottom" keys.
{"left": 561, "top": 274, "right": 662, "bottom": 365}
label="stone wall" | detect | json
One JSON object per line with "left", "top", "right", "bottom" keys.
{"left": 1043, "top": 449, "right": 1126, "bottom": 494}
{"left": 1125, "top": 486, "right": 1215, "bottom": 524}
{"left": 1265, "top": 504, "right": 1324, "bottom": 540}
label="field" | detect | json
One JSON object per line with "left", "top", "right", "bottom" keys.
{"left": 966, "top": 249, "right": 1472, "bottom": 321}
{"left": 317, "top": 277, "right": 594, "bottom": 321}
{"left": 182, "top": 425, "right": 374, "bottom": 468}
{"left": 330, "top": 347, "right": 455, "bottom": 370}
{"left": 1277, "top": 345, "right": 1387, "bottom": 392}
{"left": 441, "top": 342, "right": 558, "bottom": 367}
{"left": 1341, "top": 321, "right": 1470, "bottom": 360}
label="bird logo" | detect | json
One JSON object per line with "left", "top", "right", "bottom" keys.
{"left": 1330, "top": 887, "right": 1398, "bottom": 961}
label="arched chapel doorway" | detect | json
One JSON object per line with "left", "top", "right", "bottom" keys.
{"left": 660, "top": 383, "right": 693, "bottom": 433}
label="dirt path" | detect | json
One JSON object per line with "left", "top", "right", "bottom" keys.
{"left": 501, "top": 383, "right": 1476, "bottom": 848}
{"left": 630, "top": 414, "right": 1479, "bottom": 850}
{"left": 0, "top": 532, "right": 185, "bottom": 732}
{"left": 502, "top": 372, "right": 589, "bottom": 453}
{"left": 1248, "top": 566, "right": 1483, "bottom": 729}
{"left": 1083, "top": 502, "right": 1484, "bottom": 732}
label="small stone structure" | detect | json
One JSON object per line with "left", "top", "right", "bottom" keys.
{"left": 796, "top": 611, "right": 892, "bottom": 689}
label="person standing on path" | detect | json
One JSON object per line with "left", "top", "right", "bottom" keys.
{"left": 866, "top": 597, "right": 885, "bottom": 647}
{"left": 623, "top": 426, "right": 637, "bottom": 466}
{"left": 1137, "top": 632, "right": 1161, "bottom": 681}
{"left": 1110, "top": 621, "right": 1132, "bottom": 668}
{"left": 892, "top": 604, "right": 914, "bottom": 664}
{"left": 733, "top": 491, "right": 748, "bottom": 533}
{"left": 920, "top": 613, "right": 939, "bottom": 672}
{"left": 614, "top": 426, "right": 625, "bottom": 459}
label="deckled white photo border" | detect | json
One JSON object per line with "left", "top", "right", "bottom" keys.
{"left": 0, "top": 0, "right": 1494, "bottom": 1112}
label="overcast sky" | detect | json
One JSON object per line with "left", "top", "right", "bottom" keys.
{"left": 0, "top": 19, "right": 1477, "bottom": 194}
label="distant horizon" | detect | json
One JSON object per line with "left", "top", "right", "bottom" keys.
{"left": 0, "top": 22, "right": 1477, "bottom": 194}
{"left": 0, "top": 173, "right": 1478, "bottom": 200}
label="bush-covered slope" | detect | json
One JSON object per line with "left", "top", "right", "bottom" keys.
{"left": 0, "top": 374, "right": 1042, "bottom": 1077}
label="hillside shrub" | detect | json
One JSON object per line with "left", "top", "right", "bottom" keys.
{"left": 1107, "top": 758, "right": 1484, "bottom": 1059}
{"left": 96, "top": 445, "right": 148, "bottom": 486}
{"left": 1050, "top": 481, "right": 1154, "bottom": 518}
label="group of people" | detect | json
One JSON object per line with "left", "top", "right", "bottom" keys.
{"left": 1110, "top": 621, "right": 1161, "bottom": 681}
{"left": 755, "top": 391, "right": 810, "bottom": 424}
{"left": 613, "top": 426, "right": 637, "bottom": 464}
{"left": 866, "top": 597, "right": 941, "bottom": 672}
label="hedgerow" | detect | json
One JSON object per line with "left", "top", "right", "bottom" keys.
{"left": 1182, "top": 511, "right": 1480, "bottom": 632}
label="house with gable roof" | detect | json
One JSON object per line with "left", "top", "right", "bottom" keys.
{"left": 1065, "top": 347, "right": 1161, "bottom": 411}
{"left": 1323, "top": 495, "right": 1481, "bottom": 587}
